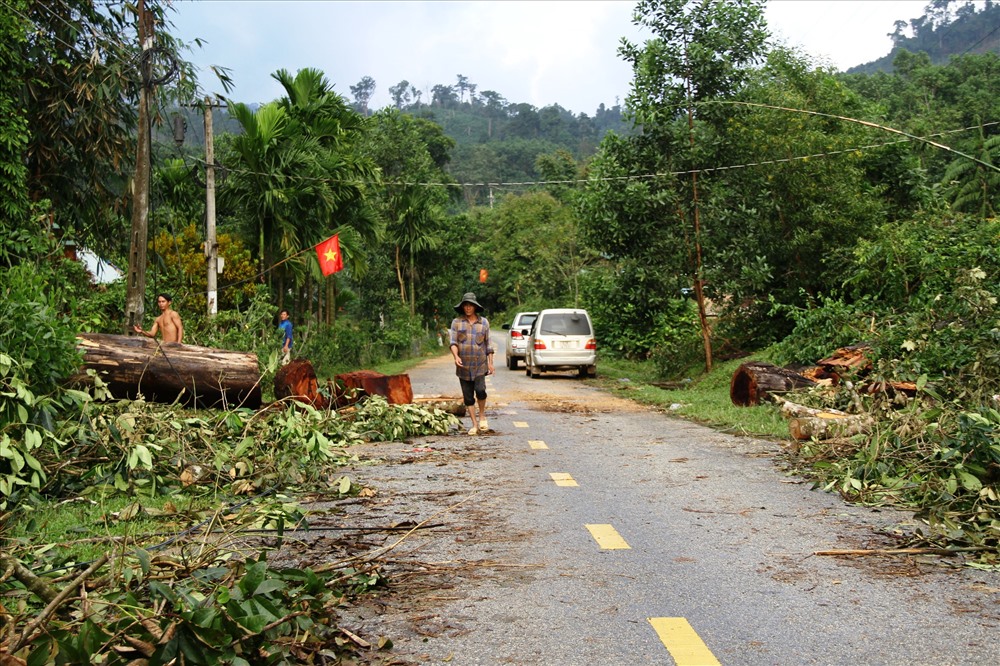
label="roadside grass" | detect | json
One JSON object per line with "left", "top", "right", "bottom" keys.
{"left": 594, "top": 355, "right": 790, "bottom": 440}
{"left": 10, "top": 492, "right": 218, "bottom": 565}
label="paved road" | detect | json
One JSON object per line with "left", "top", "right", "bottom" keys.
{"left": 333, "top": 353, "right": 1000, "bottom": 666}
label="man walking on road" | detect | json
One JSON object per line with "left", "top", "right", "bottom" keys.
{"left": 449, "top": 292, "right": 494, "bottom": 435}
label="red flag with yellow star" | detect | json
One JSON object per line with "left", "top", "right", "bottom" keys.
{"left": 316, "top": 234, "right": 343, "bottom": 276}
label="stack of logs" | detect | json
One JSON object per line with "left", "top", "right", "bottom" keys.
{"left": 730, "top": 344, "right": 916, "bottom": 441}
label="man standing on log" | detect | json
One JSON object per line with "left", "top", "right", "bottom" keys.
{"left": 133, "top": 293, "right": 184, "bottom": 344}
{"left": 278, "top": 309, "right": 293, "bottom": 365}
{"left": 449, "top": 292, "right": 494, "bottom": 435}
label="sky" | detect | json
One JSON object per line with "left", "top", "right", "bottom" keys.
{"left": 167, "top": 0, "right": 941, "bottom": 115}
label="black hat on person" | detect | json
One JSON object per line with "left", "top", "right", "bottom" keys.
{"left": 454, "top": 292, "right": 484, "bottom": 314}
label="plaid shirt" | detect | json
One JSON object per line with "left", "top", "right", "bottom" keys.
{"left": 450, "top": 315, "right": 493, "bottom": 380}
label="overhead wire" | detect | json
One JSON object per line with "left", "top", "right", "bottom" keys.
{"left": 189, "top": 120, "right": 1000, "bottom": 193}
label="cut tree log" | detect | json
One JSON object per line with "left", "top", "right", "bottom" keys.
{"left": 413, "top": 394, "right": 467, "bottom": 417}
{"left": 274, "top": 359, "right": 327, "bottom": 408}
{"left": 71, "top": 334, "right": 261, "bottom": 409}
{"left": 788, "top": 414, "right": 872, "bottom": 440}
{"left": 730, "top": 362, "right": 818, "bottom": 406}
{"left": 336, "top": 370, "right": 413, "bottom": 405}
{"left": 772, "top": 397, "right": 851, "bottom": 419}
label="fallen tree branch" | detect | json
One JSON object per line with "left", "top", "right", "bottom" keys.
{"left": 0, "top": 551, "right": 58, "bottom": 604}
{"left": 10, "top": 553, "right": 110, "bottom": 654}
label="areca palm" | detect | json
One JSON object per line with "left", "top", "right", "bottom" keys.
{"left": 222, "top": 69, "right": 379, "bottom": 306}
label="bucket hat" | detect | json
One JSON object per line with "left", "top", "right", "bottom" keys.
{"left": 454, "top": 292, "right": 484, "bottom": 314}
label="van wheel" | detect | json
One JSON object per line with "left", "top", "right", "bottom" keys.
{"left": 578, "top": 366, "right": 588, "bottom": 378}
{"left": 507, "top": 355, "right": 518, "bottom": 370}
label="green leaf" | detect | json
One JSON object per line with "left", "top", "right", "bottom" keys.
{"left": 135, "top": 548, "right": 151, "bottom": 575}
{"left": 958, "top": 471, "right": 983, "bottom": 492}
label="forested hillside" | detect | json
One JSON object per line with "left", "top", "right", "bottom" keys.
{"left": 848, "top": 0, "right": 1000, "bottom": 73}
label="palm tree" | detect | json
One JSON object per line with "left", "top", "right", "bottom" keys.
{"left": 221, "top": 69, "right": 380, "bottom": 317}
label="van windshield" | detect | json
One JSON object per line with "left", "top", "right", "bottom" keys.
{"left": 539, "top": 313, "right": 591, "bottom": 336}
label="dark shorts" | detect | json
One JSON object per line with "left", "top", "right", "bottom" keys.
{"left": 458, "top": 375, "right": 487, "bottom": 406}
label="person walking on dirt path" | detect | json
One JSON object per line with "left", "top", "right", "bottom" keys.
{"left": 133, "top": 293, "right": 184, "bottom": 344}
{"left": 449, "top": 292, "right": 494, "bottom": 435}
{"left": 278, "top": 309, "right": 293, "bottom": 365}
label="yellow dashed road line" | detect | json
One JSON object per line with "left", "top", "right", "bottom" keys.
{"left": 549, "top": 472, "right": 578, "bottom": 487}
{"left": 528, "top": 440, "right": 548, "bottom": 449}
{"left": 513, "top": 421, "right": 529, "bottom": 428}
{"left": 648, "top": 617, "right": 721, "bottom": 666}
{"left": 585, "top": 524, "right": 631, "bottom": 550}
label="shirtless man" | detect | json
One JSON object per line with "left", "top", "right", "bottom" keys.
{"left": 133, "top": 293, "right": 184, "bottom": 343}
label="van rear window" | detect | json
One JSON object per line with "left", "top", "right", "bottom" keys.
{"left": 539, "top": 313, "right": 591, "bottom": 335}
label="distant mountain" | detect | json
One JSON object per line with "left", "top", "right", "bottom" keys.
{"left": 846, "top": 1, "right": 1000, "bottom": 74}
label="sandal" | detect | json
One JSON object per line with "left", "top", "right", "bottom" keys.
{"left": 467, "top": 427, "right": 479, "bottom": 436}
{"left": 479, "top": 419, "right": 490, "bottom": 432}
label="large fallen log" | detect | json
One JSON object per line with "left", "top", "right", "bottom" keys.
{"left": 71, "top": 334, "right": 261, "bottom": 409}
{"left": 730, "top": 362, "right": 818, "bottom": 406}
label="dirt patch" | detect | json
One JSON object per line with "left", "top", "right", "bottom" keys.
{"left": 494, "top": 388, "right": 650, "bottom": 414}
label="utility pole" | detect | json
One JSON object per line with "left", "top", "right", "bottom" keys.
{"left": 125, "top": 0, "right": 153, "bottom": 332}
{"left": 205, "top": 96, "right": 218, "bottom": 316}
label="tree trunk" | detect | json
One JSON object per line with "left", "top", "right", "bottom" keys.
{"left": 730, "top": 362, "right": 818, "bottom": 406}
{"left": 71, "top": 334, "right": 261, "bottom": 409}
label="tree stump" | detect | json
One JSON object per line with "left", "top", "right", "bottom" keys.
{"left": 730, "top": 362, "right": 818, "bottom": 406}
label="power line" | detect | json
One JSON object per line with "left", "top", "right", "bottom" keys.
{"left": 189, "top": 120, "right": 999, "bottom": 192}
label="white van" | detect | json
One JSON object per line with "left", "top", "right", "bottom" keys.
{"left": 523, "top": 308, "right": 597, "bottom": 378}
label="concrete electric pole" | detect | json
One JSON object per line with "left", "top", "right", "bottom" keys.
{"left": 205, "top": 96, "right": 218, "bottom": 317}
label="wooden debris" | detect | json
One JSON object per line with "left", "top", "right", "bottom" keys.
{"left": 275, "top": 359, "right": 327, "bottom": 408}
{"left": 788, "top": 414, "right": 872, "bottom": 440}
{"left": 817, "top": 343, "right": 872, "bottom": 375}
{"left": 337, "top": 370, "right": 413, "bottom": 405}
{"left": 71, "top": 333, "right": 261, "bottom": 409}
{"left": 730, "top": 362, "right": 818, "bottom": 406}
{"left": 773, "top": 397, "right": 850, "bottom": 419}
{"left": 413, "top": 394, "right": 466, "bottom": 417}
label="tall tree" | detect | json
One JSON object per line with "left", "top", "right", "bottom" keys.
{"left": 350, "top": 75, "right": 376, "bottom": 116}
{"left": 362, "top": 109, "right": 452, "bottom": 315}
{"left": 389, "top": 79, "right": 411, "bottom": 109}
{"left": 21, "top": 0, "right": 198, "bottom": 253}
{"left": 592, "top": 0, "right": 769, "bottom": 370}
{"left": 222, "top": 68, "right": 377, "bottom": 316}
{"left": 0, "top": 0, "right": 30, "bottom": 257}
